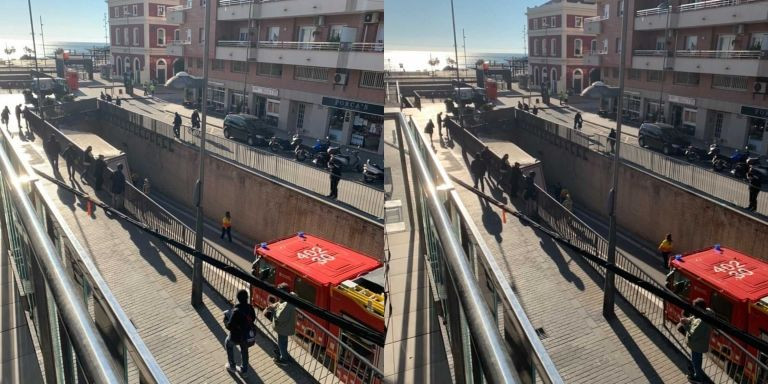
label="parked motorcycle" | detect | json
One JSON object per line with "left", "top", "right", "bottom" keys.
{"left": 708, "top": 144, "right": 729, "bottom": 172}
{"left": 297, "top": 137, "right": 330, "bottom": 164}
{"left": 329, "top": 147, "right": 363, "bottom": 172}
{"left": 362, "top": 159, "right": 384, "bottom": 183}
{"left": 684, "top": 145, "right": 706, "bottom": 163}
{"left": 269, "top": 134, "right": 302, "bottom": 153}
{"left": 729, "top": 148, "right": 760, "bottom": 179}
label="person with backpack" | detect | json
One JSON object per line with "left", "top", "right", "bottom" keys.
{"left": 266, "top": 283, "right": 297, "bottom": 365}
{"left": 224, "top": 289, "right": 256, "bottom": 375}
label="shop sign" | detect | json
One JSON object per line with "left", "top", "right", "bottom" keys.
{"left": 668, "top": 94, "right": 695, "bottom": 106}
{"left": 322, "top": 97, "right": 384, "bottom": 115}
{"left": 741, "top": 105, "right": 768, "bottom": 119}
{"left": 252, "top": 85, "right": 279, "bottom": 97}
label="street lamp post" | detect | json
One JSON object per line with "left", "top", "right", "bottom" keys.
{"left": 450, "top": 0, "right": 464, "bottom": 128}
{"left": 190, "top": 0, "right": 212, "bottom": 307}
{"left": 27, "top": 0, "right": 43, "bottom": 121}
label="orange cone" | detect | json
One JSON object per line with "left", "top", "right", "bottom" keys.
{"left": 502, "top": 210, "right": 507, "bottom": 224}
{"left": 86, "top": 200, "right": 93, "bottom": 216}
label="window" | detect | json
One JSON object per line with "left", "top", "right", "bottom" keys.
{"left": 604, "top": 4, "right": 610, "bottom": 18}
{"left": 656, "top": 36, "right": 666, "bottom": 51}
{"left": 199, "top": 27, "right": 205, "bottom": 44}
{"left": 684, "top": 36, "right": 697, "bottom": 50}
{"left": 132, "top": 4, "right": 138, "bottom": 16}
{"left": 186, "top": 28, "right": 192, "bottom": 42}
{"left": 615, "top": 37, "right": 621, "bottom": 53}
{"left": 682, "top": 108, "right": 697, "bottom": 135}
{"left": 124, "top": 28, "right": 129, "bottom": 46}
{"left": 532, "top": 18, "right": 538, "bottom": 30}
{"left": 550, "top": 16, "right": 557, "bottom": 27}
{"left": 591, "top": 39, "right": 597, "bottom": 53}
{"left": 266, "top": 99, "right": 280, "bottom": 116}
{"left": 258, "top": 63, "right": 283, "bottom": 77}
{"left": 623, "top": 94, "right": 641, "bottom": 115}
{"left": 115, "top": 28, "right": 121, "bottom": 45}
{"left": 628, "top": 69, "right": 640, "bottom": 80}
{"left": 666, "top": 270, "right": 691, "bottom": 298}
{"left": 329, "top": 25, "right": 344, "bottom": 41}
{"left": 712, "top": 111, "right": 724, "bottom": 139}
{"left": 267, "top": 26, "right": 280, "bottom": 41}
{"left": 574, "top": 38, "right": 583, "bottom": 57}
{"left": 575, "top": 16, "right": 583, "bottom": 29}
{"left": 360, "top": 71, "right": 384, "bottom": 89}
{"left": 647, "top": 70, "right": 663, "bottom": 82}
{"left": 294, "top": 277, "right": 316, "bottom": 304}
{"left": 542, "top": 40, "right": 547, "bottom": 56}
{"left": 230, "top": 61, "right": 247, "bottom": 73}
{"left": 541, "top": 17, "right": 548, "bottom": 28}
{"left": 294, "top": 66, "right": 328, "bottom": 82}
{"left": 123, "top": 6, "right": 128, "bottom": 15}
{"left": 551, "top": 38, "right": 557, "bottom": 56}
{"left": 113, "top": 7, "right": 119, "bottom": 18}
{"left": 207, "top": 85, "right": 225, "bottom": 111}
{"left": 157, "top": 5, "right": 166, "bottom": 17}
{"left": 196, "top": 58, "right": 202, "bottom": 68}
{"left": 712, "top": 75, "right": 748, "bottom": 90}
{"left": 533, "top": 39, "right": 539, "bottom": 56}
{"left": 750, "top": 33, "right": 768, "bottom": 50}
{"left": 157, "top": 28, "right": 166, "bottom": 46}
{"left": 239, "top": 27, "right": 249, "bottom": 41}
{"left": 254, "top": 258, "right": 276, "bottom": 285}
{"left": 174, "top": 29, "right": 180, "bottom": 41}
{"left": 618, "top": 0, "right": 624, "bottom": 16}
{"left": 603, "top": 39, "right": 609, "bottom": 53}
{"left": 211, "top": 59, "right": 224, "bottom": 70}
{"left": 710, "top": 292, "right": 733, "bottom": 323}
{"left": 133, "top": 27, "right": 139, "bottom": 46}
{"left": 674, "top": 72, "right": 699, "bottom": 85}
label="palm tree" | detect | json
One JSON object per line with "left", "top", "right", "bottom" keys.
{"left": 428, "top": 57, "right": 440, "bottom": 77}
{"left": 4, "top": 46, "right": 16, "bottom": 67}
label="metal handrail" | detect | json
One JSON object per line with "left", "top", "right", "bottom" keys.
{"left": 674, "top": 50, "right": 765, "bottom": 59}
{"left": 635, "top": 6, "right": 672, "bottom": 16}
{"left": 633, "top": 49, "right": 670, "bottom": 56}
{"left": 585, "top": 49, "right": 608, "bottom": 56}
{"left": 0, "top": 130, "right": 121, "bottom": 383}
{"left": 168, "top": 0, "right": 192, "bottom": 11}
{"left": 168, "top": 39, "right": 192, "bottom": 46}
{"left": 395, "top": 112, "right": 520, "bottom": 384}
{"left": 679, "top": 0, "right": 764, "bottom": 12}
{"left": 255, "top": 41, "right": 384, "bottom": 52}
{"left": 584, "top": 15, "right": 608, "bottom": 22}
{"left": 217, "top": 40, "right": 257, "bottom": 47}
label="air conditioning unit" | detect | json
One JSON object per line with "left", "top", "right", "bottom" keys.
{"left": 754, "top": 81, "right": 768, "bottom": 94}
{"left": 364, "top": 12, "right": 380, "bottom": 23}
{"left": 315, "top": 15, "right": 325, "bottom": 26}
{"left": 334, "top": 73, "right": 348, "bottom": 85}
{"left": 735, "top": 24, "right": 745, "bottom": 35}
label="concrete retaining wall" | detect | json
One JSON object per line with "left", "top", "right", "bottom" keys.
{"left": 93, "top": 119, "right": 384, "bottom": 260}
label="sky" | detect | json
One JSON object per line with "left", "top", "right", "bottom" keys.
{"left": 386, "top": 0, "right": 543, "bottom": 53}
{"left": 0, "top": 0, "right": 106, "bottom": 43}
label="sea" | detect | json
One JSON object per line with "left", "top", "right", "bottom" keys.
{"left": 1, "top": 39, "right": 108, "bottom": 59}
{"left": 385, "top": 50, "right": 526, "bottom": 72}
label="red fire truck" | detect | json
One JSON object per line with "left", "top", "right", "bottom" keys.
{"left": 665, "top": 245, "right": 768, "bottom": 383}
{"left": 251, "top": 233, "right": 385, "bottom": 383}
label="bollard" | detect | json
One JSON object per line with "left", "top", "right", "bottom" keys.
{"left": 86, "top": 199, "right": 93, "bottom": 216}
{"left": 502, "top": 210, "right": 507, "bottom": 224}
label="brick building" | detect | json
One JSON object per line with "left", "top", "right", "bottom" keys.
{"left": 585, "top": 0, "right": 768, "bottom": 153}
{"left": 168, "top": 0, "right": 385, "bottom": 154}
{"left": 527, "top": 0, "right": 599, "bottom": 97}
{"left": 109, "top": 0, "right": 183, "bottom": 85}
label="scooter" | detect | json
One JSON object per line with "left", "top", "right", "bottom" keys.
{"left": 684, "top": 145, "right": 706, "bottom": 163}
{"left": 708, "top": 144, "right": 729, "bottom": 172}
{"left": 362, "top": 159, "right": 384, "bottom": 183}
{"left": 297, "top": 137, "right": 330, "bottom": 163}
{"left": 269, "top": 134, "right": 301, "bottom": 153}
{"left": 330, "top": 147, "right": 363, "bottom": 172}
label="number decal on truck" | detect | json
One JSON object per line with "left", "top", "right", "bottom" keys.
{"left": 713, "top": 260, "right": 753, "bottom": 279}
{"left": 296, "top": 246, "right": 335, "bottom": 265}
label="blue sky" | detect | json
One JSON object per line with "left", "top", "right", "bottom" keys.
{"left": 0, "top": 0, "right": 105, "bottom": 42}
{"left": 386, "top": 0, "right": 541, "bottom": 53}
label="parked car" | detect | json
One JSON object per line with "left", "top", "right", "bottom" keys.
{"left": 637, "top": 122, "right": 689, "bottom": 156}
{"left": 222, "top": 114, "right": 274, "bottom": 146}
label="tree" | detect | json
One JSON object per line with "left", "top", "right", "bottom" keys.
{"left": 4, "top": 46, "right": 15, "bottom": 67}
{"left": 428, "top": 57, "right": 440, "bottom": 76}
{"left": 21, "top": 46, "right": 34, "bottom": 61}
{"left": 446, "top": 57, "right": 456, "bottom": 66}
{"left": 475, "top": 59, "right": 485, "bottom": 66}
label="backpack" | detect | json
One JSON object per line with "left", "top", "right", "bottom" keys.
{"left": 224, "top": 305, "right": 258, "bottom": 347}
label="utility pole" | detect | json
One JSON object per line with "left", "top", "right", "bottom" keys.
{"left": 39, "top": 16, "right": 45, "bottom": 64}
{"left": 462, "top": 28, "right": 467, "bottom": 78}
{"left": 450, "top": 0, "right": 464, "bottom": 128}
{"left": 27, "top": 0, "right": 43, "bottom": 121}
{"left": 523, "top": 24, "right": 530, "bottom": 104}
{"left": 191, "top": 0, "right": 212, "bottom": 307}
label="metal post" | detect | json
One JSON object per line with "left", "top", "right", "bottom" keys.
{"left": 450, "top": 0, "right": 464, "bottom": 128}
{"left": 603, "top": 0, "right": 630, "bottom": 319}
{"left": 40, "top": 16, "right": 46, "bottom": 66}
{"left": 462, "top": 28, "right": 468, "bottom": 78}
{"left": 27, "top": 0, "right": 43, "bottom": 122}
{"left": 191, "top": 0, "right": 212, "bottom": 307}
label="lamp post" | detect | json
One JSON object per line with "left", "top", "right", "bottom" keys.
{"left": 190, "top": 0, "right": 212, "bottom": 307}
{"left": 450, "top": 0, "right": 464, "bottom": 128}
{"left": 27, "top": 0, "right": 43, "bottom": 121}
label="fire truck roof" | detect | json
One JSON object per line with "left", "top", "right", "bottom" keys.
{"left": 255, "top": 233, "right": 382, "bottom": 286}
{"left": 671, "top": 246, "right": 768, "bottom": 302}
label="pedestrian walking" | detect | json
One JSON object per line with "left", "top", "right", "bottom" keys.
{"left": 266, "top": 283, "right": 297, "bottom": 366}
{"left": 562, "top": 193, "right": 573, "bottom": 212}
{"left": 191, "top": 109, "right": 200, "bottom": 129}
{"left": 523, "top": 103, "right": 529, "bottom": 112}
{"left": 220, "top": 211, "right": 233, "bottom": 242}
{"left": 43, "top": 135, "right": 61, "bottom": 170}
{"left": 523, "top": 171, "right": 538, "bottom": 216}
{"left": 14, "top": 104, "right": 22, "bottom": 128}
{"left": 22, "top": 106, "right": 32, "bottom": 129}
{"left": 608, "top": 128, "right": 617, "bottom": 153}
{"left": 517, "top": 101, "right": 523, "bottom": 109}
{"left": 1, "top": 106, "right": 10, "bottom": 130}
{"left": 224, "top": 289, "right": 256, "bottom": 375}
{"left": 173, "top": 112, "right": 182, "bottom": 138}
{"left": 110, "top": 164, "right": 126, "bottom": 210}
{"left": 470, "top": 151, "right": 488, "bottom": 191}
{"left": 424, "top": 119, "right": 435, "bottom": 143}
{"left": 62, "top": 144, "right": 77, "bottom": 180}
{"left": 498, "top": 154, "right": 511, "bottom": 193}
{"left": 115, "top": 97, "right": 121, "bottom": 106}
{"left": 437, "top": 112, "right": 443, "bottom": 139}
{"left": 149, "top": 83, "right": 156, "bottom": 96}
{"left": 746, "top": 165, "right": 761, "bottom": 211}
{"left": 658, "top": 233, "right": 673, "bottom": 268}
{"left": 510, "top": 162, "right": 522, "bottom": 198}
{"left": 679, "top": 298, "right": 712, "bottom": 383}
{"left": 100, "top": 91, "right": 106, "bottom": 100}
{"left": 143, "top": 83, "right": 148, "bottom": 96}
{"left": 532, "top": 105, "right": 538, "bottom": 115}
{"left": 574, "top": 112, "right": 583, "bottom": 130}
{"left": 328, "top": 157, "right": 342, "bottom": 199}
{"left": 81, "top": 146, "right": 94, "bottom": 183}
{"left": 142, "top": 178, "right": 151, "bottom": 195}
{"left": 93, "top": 155, "right": 106, "bottom": 191}
{"left": 105, "top": 93, "right": 113, "bottom": 103}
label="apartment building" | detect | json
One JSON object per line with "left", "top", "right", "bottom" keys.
{"left": 109, "top": 0, "right": 183, "bottom": 85}
{"left": 527, "top": 0, "right": 599, "bottom": 97}
{"left": 586, "top": 0, "right": 768, "bottom": 154}
{"left": 168, "top": 0, "right": 385, "bottom": 154}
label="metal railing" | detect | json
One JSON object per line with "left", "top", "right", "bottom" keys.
{"left": 461, "top": 116, "right": 767, "bottom": 384}
{"left": 7, "top": 112, "right": 168, "bottom": 383}
{"left": 256, "top": 41, "right": 384, "bottom": 52}
{"left": 39, "top": 98, "right": 100, "bottom": 121}
{"left": 633, "top": 49, "right": 670, "bottom": 57}
{"left": 32, "top": 113, "right": 384, "bottom": 384}
{"left": 674, "top": 50, "right": 766, "bottom": 59}
{"left": 216, "top": 40, "right": 257, "bottom": 47}
{"left": 96, "top": 101, "right": 384, "bottom": 219}
{"left": 584, "top": 15, "right": 608, "bottom": 22}
{"left": 392, "top": 112, "right": 563, "bottom": 384}
{"left": 635, "top": 6, "right": 671, "bottom": 16}
{"left": 679, "top": 0, "right": 764, "bottom": 12}
{"left": 167, "top": 39, "right": 192, "bottom": 46}
{"left": 585, "top": 49, "right": 608, "bottom": 56}
{"left": 167, "top": 0, "right": 192, "bottom": 11}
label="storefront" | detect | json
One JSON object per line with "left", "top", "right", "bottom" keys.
{"left": 622, "top": 92, "right": 641, "bottom": 119}
{"left": 229, "top": 90, "right": 247, "bottom": 114}
{"left": 321, "top": 97, "right": 384, "bottom": 153}
{"left": 645, "top": 100, "right": 665, "bottom": 123}
{"left": 252, "top": 86, "right": 279, "bottom": 127}
{"left": 207, "top": 82, "right": 226, "bottom": 113}
{"left": 742, "top": 105, "right": 768, "bottom": 154}
{"left": 668, "top": 95, "right": 697, "bottom": 135}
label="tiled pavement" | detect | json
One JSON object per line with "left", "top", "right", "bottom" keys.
{"left": 12, "top": 128, "right": 315, "bottom": 383}
{"left": 404, "top": 104, "right": 690, "bottom": 383}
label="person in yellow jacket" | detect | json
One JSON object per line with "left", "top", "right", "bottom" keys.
{"left": 658, "top": 233, "right": 673, "bottom": 268}
{"left": 220, "top": 211, "right": 232, "bottom": 242}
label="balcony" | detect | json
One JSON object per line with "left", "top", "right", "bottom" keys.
{"left": 583, "top": 16, "right": 605, "bottom": 34}
{"left": 166, "top": 40, "right": 191, "bottom": 56}
{"left": 673, "top": 50, "right": 768, "bottom": 77}
{"left": 216, "top": 40, "right": 384, "bottom": 70}
{"left": 583, "top": 50, "right": 605, "bottom": 66}
{"left": 631, "top": 50, "right": 674, "bottom": 71}
{"left": 635, "top": 0, "right": 768, "bottom": 30}
{"left": 167, "top": 0, "right": 192, "bottom": 23}
{"left": 217, "top": 0, "right": 383, "bottom": 21}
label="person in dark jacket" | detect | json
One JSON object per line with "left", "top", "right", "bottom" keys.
{"left": 22, "top": 106, "right": 32, "bottom": 130}
{"left": 680, "top": 298, "right": 712, "bottom": 383}
{"left": 173, "top": 112, "right": 182, "bottom": 138}
{"left": 523, "top": 171, "right": 538, "bottom": 215}
{"left": 14, "top": 104, "right": 21, "bottom": 128}
{"left": 436, "top": 112, "right": 443, "bottom": 139}
{"left": 470, "top": 152, "right": 488, "bottom": 191}
{"left": 532, "top": 105, "right": 539, "bottom": 115}
{"left": 191, "top": 110, "right": 201, "bottom": 129}
{"left": 608, "top": 129, "right": 617, "bottom": 153}
{"left": 224, "top": 289, "right": 256, "bottom": 375}
{"left": 1, "top": 106, "right": 9, "bottom": 130}
{"left": 81, "top": 146, "right": 94, "bottom": 183}
{"left": 62, "top": 144, "right": 78, "bottom": 180}
{"left": 746, "top": 165, "right": 761, "bottom": 211}
{"left": 93, "top": 155, "right": 106, "bottom": 190}
{"left": 574, "top": 112, "right": 583, "bottom": 130}
{"left": 498, "top": 154, "right": 511, "bottom": 193}
{"left": 510, "top": 162, "right": 522, "bottom": 198}
{"left": 424, "top": 119, "right": 435, "bottom": 143}
{"left": 111, "top": 164, "right": 126, "bottom": 209}
{"left": 328, "top": 157, "right": 342, "bottom": 199}
{"left": 43, "top": 135, "right": 61, "bottom": 170}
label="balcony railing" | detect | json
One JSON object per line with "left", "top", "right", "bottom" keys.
{"left": 217, "top": 40, "right": 257, "bottom": 47}
{"left": 586, "top": 49, "right": 608, "bottom": 56}
{"left": 584, "top": 15, "right": 608, "bottom": 22}
{"left": 168, "top": 0, "right": 192, "bottom": 11}
{"left": 635, "top": 6, "right": 671, "bottom": 16}
{"left": 637, "top": 0, "right": 765, "bottom": 16}
{"left": 217, "top": 40, "right": 384, "bottom": 52}
{"left": 168, "top": 39, "right": 192, "bottom": 46}
{"left": 633, "top": 49, "right": 671, "bottom": 56}
{"left": 674, "top": 50, "right": 766, "bottom": 59}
